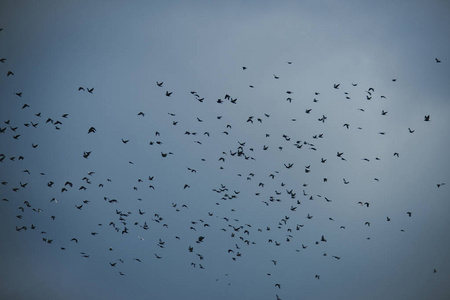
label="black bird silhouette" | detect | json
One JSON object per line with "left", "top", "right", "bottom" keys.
{"left": 156, "top": 82, "right": 163, "bottom": 87}
{"left": 78, "top": 87, "right": 85, "bottom": 91}
{"left": 87, "top": 88, "right": 94, "bottom": 94}
{"left": 424, "top": 115, "right": 430, "bottom": 121}
{"left": 7, "top": 71, "right": 14, "bottom": 76}
{"left": 165, "top": 91, "right": 172, "bottom": 96}
{"left": 334, "top": 83, "right": 340, "bottom": 89}
{"left": 435, "top": 58, "right": 441, "bottom": 63}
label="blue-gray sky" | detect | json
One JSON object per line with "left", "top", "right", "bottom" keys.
{"left": 1, "top": 1, "right": 450, "bottom": 299}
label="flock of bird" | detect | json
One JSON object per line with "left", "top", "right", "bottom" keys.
{"left": 0, "top": 24, "right": 446, "bottom": 299}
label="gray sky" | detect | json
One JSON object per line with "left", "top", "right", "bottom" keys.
{"left": 1, "top": 1, "right": 450, "bottom": 299}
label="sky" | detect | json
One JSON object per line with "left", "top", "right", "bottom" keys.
{"left": 1, "top": 1, "right": 450, "bottom": 299}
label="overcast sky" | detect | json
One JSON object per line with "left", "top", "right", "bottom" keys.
{"left": 1, "top": 1, "right": 450, "bottom": 299}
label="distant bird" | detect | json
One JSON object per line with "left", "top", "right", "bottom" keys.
{"left": 274, "top": 74, "right": 279, "bottom": 79}
{"left": 435, "top": 58, "right": 441, "bottom": 63}
{"left": 407, "top": 212, "right": 412, "bottom": 217}
{"left": 408, "top": 128, "right": 415, "bottom": 133}
{"left": 88, "top": 127, "right": 96, "bottom": 134}
{"left": 0, "top": 58, "right": 5, "bottom": 63}
{"left": 7, "top": 71, "right": 14, "bottom": 76}
{"left": 334, "top": 83, "right": 340, "bottom": 89}
{"left": 87, "top": 88, "right": 94, "bottom": 94}
{"left": 78, "top": 87, "right": 85, "bottom": 91}
{"left": 424, "top": 115, "right": 430, "bottom": 121}
{"left": 137, "top": 112, "right": 145, "bottom": 117}
{"left": 165, "top": 91, "right": 172, "bottom": 97}
{"left": 156, "top": 82, "right": 163, "bottom": 87}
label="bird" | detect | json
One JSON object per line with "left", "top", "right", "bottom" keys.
{"left": 334, "top": 83, "right": 340, "bottom": 89}
{"left": 87, "top": 88, "right": 94, "bottom": 93}
{"left": 156, "top": 82, "right": 163, "bottom": 87}
{"left": 435, "top": 58, "right": 441, "bottom": 63}
{"left": 424, "top": 115, "right": 430, "bottom": 121}
{"left": 7, "top": 71, "right": 14, "bottom": 76}
{"left": 165, "top": 91, "right": 172, "bottom": 97}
